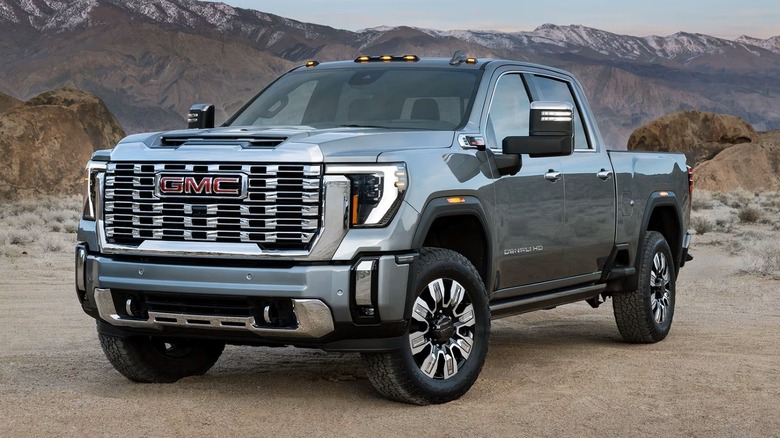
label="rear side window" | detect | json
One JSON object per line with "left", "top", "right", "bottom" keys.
{"left": 533, "top": 76, "right": 590, "bottom": 149}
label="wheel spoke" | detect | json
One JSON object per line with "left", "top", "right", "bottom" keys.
{"left": 412, "top": 297, "right": 433, "bottom": 323}
{"left": 452, "top": 334, "right": 474, "bottom": 359}
{"left": 427, "top": 279, "right": 445, "bottom": 312}
{"left": 446, "top": 281, "right": 465, "bottom": 311}
{"left": 420, "top": 346, "right": 441, "bottom": 378}
{"left": 409, "top": 330, "right": 431, "bottom": 355}
{"left": 442, "top": 346, "right": 458, "bottom": 379}
{"left": 454, "top": 304, "right": 475, "bottom": 327}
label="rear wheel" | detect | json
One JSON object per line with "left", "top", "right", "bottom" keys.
{"left": 613, "top": 231, "right": 676, "bottom": 343}
{"left": 362, "top": 248, "right": 490, "bottom": 405}
{"left": 99, "top": 333, "right": 225, "bottom": 383}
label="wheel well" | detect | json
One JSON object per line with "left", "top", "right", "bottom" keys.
{"left": 646, "top": 206, "right": 681, "bottom": 269}
{"left": 422, "top": 215, "right": 488, "bottom": 285}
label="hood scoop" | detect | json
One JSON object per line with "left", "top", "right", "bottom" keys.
{"left": 156, "top": 134, "right": 288, "bottom": 148}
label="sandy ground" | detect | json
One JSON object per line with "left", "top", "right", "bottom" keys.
{"left": 1, "top": 236, "right": 778, "bottom": 437}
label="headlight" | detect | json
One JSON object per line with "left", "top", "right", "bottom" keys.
{"left": 82, "top": 161, "right": 106, "bottom": 220}
{"left": 327, "top": 163, "right": 408, "bottom": 228}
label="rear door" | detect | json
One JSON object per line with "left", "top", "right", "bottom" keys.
{"left": 486, "top": 72, "right": 565, "bottom": 288}
{"left": 528, "top": 74, "right": 616, "bottom": 278}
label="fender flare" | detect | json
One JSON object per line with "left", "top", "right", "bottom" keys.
{"left": 624, "top": 191, "right": 684, "bottom": 291}
{"left": 404, "top": 196, "right": 494, "bottom": 319}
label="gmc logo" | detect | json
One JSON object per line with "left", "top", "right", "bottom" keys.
{"left": 155, "top": 174, "right": 247, "bottom": 198}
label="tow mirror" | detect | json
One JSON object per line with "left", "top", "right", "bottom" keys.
{"left": 187, "top": 104, "right": 215, "bottom": 129}
{"left": 502, "top": 101, "right": 574, "bottom": 157}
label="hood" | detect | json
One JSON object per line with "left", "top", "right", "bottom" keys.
{"left": 111, "top": 126, "right": 455, "bottom": 163}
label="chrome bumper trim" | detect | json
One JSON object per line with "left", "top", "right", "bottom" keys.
{"left": 94, "top": 288, "right": 335, "bottom": 339}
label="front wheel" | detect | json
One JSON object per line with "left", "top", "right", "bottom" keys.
{"left": 99, "top": 333, "right": 225, "bottom": 383}
{"left": 362, "top": 248, "right": 490, "bottom": 405}
{"left": 613, "top": 231, "right": 676, "bottom": 343}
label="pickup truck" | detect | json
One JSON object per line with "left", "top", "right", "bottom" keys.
{"left": 75, "top": 55, "right": 693, "bottom": 405}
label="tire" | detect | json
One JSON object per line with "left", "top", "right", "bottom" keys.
{"left": 98, "top": 333, "right": 225, "bottom": 383}
{"left": 362, "top": 248, "right": 490, "bottom": 405}
{"left": 613, "top": 231, "right": 676, "bottom": 343}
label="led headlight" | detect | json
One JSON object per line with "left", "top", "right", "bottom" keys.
{"left": 82, "top": 161, "right": 106, "bottom": 220}
{"left": 327, "top": 163, "right": 408, "bottom": 228}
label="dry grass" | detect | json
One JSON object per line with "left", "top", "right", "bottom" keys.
{"left": 693, "top": 189, "right": 780, "bottom": 277}
{"left": 0, "top": 195, "right": 81, "bottom": 259}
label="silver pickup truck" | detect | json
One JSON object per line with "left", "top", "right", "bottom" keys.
{"left": 76, "top": 55, "right": 692, "bottom": 405}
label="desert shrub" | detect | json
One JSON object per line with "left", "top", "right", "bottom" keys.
{"left": 63, "top": 222, "right": 79, "bottom": 233}
{"left": 692, "top": 197, "right": 713, "bottom": 211}
{"left": 7, "top": 212, "right": 45, "bottom": 230}
{"left": 714, "top": 218, "right": 734, "bottom": 234}
{"left": 49, "top": 222, "right": 65, "bottom": 233}
{"left": 711, "top": 192, "right": 729, "bottom": 206}
{"left": 737, "top": 206, "right": 762, "bottom": 224}
{"left": 691, "top": 216, "right": 714, "bottom": 235}
{"left": 37, "top": 239, "right": 66, "bottom": 253}
{"left": 741, "top": 238, "right": 780, "bottom": 276}
{"left": 0, "top": 229, "right": 36, "bottom": 246}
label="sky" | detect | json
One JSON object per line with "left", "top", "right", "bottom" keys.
{"left": 217, "top": 0, "right": 780, "bottom": 39}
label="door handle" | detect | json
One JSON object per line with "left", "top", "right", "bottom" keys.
{"left": 597, "top": 169, "right": 613, "bottom": 180}
{"left": 544, "top": 170, "right": 562, "bottom": 182}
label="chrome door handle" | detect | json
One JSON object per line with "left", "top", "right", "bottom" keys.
{"left": 597, "top": 169, "right": 613, "bottom": 180}
{"left": 544, "top": 170, "right": 562, "bottom": 182}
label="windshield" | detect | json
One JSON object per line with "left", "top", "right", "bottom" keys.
{"left": 227, "top": 67, "right": 482, "bottom": 130}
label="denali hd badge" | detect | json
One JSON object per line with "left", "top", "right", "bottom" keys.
{"left": 154, "top": 173, "right": 248, "bottom": 198}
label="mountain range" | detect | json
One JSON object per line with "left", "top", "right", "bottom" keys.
{"left": 1, "top": 0, "right": 779, "bottom": 148}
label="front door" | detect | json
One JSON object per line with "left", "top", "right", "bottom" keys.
{"left": 487, "top": 72, "right": 565, "bottom": 289}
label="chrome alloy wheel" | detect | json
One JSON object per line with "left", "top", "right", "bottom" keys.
{"left": 408, "top": 278, "right": 476, "bottom": 379}
{"left": 649, "top": 252, "right": 672, "bottom": 324}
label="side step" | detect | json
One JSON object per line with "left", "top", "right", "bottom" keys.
{"left": 490, "top": 284, "right": 606, "bottom": 319}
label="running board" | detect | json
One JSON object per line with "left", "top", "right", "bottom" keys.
{"left": 489, "top": 284, "right": 606, "bottom": 319}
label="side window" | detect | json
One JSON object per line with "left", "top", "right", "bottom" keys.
{"left": 486, "top": 74, "right": 531, "bottom": 149}
{"left": 533, "top": 76, "right": 590, "bottom": 149}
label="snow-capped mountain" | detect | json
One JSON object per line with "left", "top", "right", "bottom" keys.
{"left": 2, "top": 0, "right": 778, "bottom": 60}
{"left": 1, "top": 0, "right": 779, "bottom": 149}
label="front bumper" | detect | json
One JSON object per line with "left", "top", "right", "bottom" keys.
{"left": 75, "top": 244, "right": 412, "bottom": 350}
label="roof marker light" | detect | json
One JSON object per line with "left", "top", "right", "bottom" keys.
{"left": 305, "top": 60, "right": 319, "bottom": 67}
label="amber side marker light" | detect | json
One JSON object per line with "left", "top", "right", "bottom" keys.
{"left": 351, "top": 194, "right": 360, "bottom": 225}
{"left": 447, "top": 197, "right": 467, "bottom": 204}
{"left": 305, "top": 60, "right": 319, "bottom": 67}
{"left": 465, "top": 57, "right": 478, "bottom": 64}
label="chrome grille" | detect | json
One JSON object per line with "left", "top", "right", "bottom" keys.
{"left": 103, "top": 163, "right": 322, "bottom": 250}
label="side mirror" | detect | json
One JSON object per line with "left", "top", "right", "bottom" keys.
{"left": 502, "top": 101, "right": 574, "bottom": 157}
{"left": 187, "top": 104, "right": 215, "bottom": 129}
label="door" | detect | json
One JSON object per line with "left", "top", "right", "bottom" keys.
{"left": 487, "top": 73, "right": 565, "bottom": 289}
{"left": 531, "top": 75, "right": 616, "bottom": 277}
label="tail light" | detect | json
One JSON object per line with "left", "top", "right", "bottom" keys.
{"left": 687, "top": 165, "right": 694, "bottom": 212}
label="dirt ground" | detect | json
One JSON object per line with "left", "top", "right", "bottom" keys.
{"left": 1, "top": 232, "right": 778, "bottom": 437}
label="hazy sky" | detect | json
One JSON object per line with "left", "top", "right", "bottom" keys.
{"left": 217, "top": 0, "right": 779, "bottom": 39}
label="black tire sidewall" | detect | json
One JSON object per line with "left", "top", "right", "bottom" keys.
{"left": 400, "top": 249, "right": 490, "bottom": 400}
